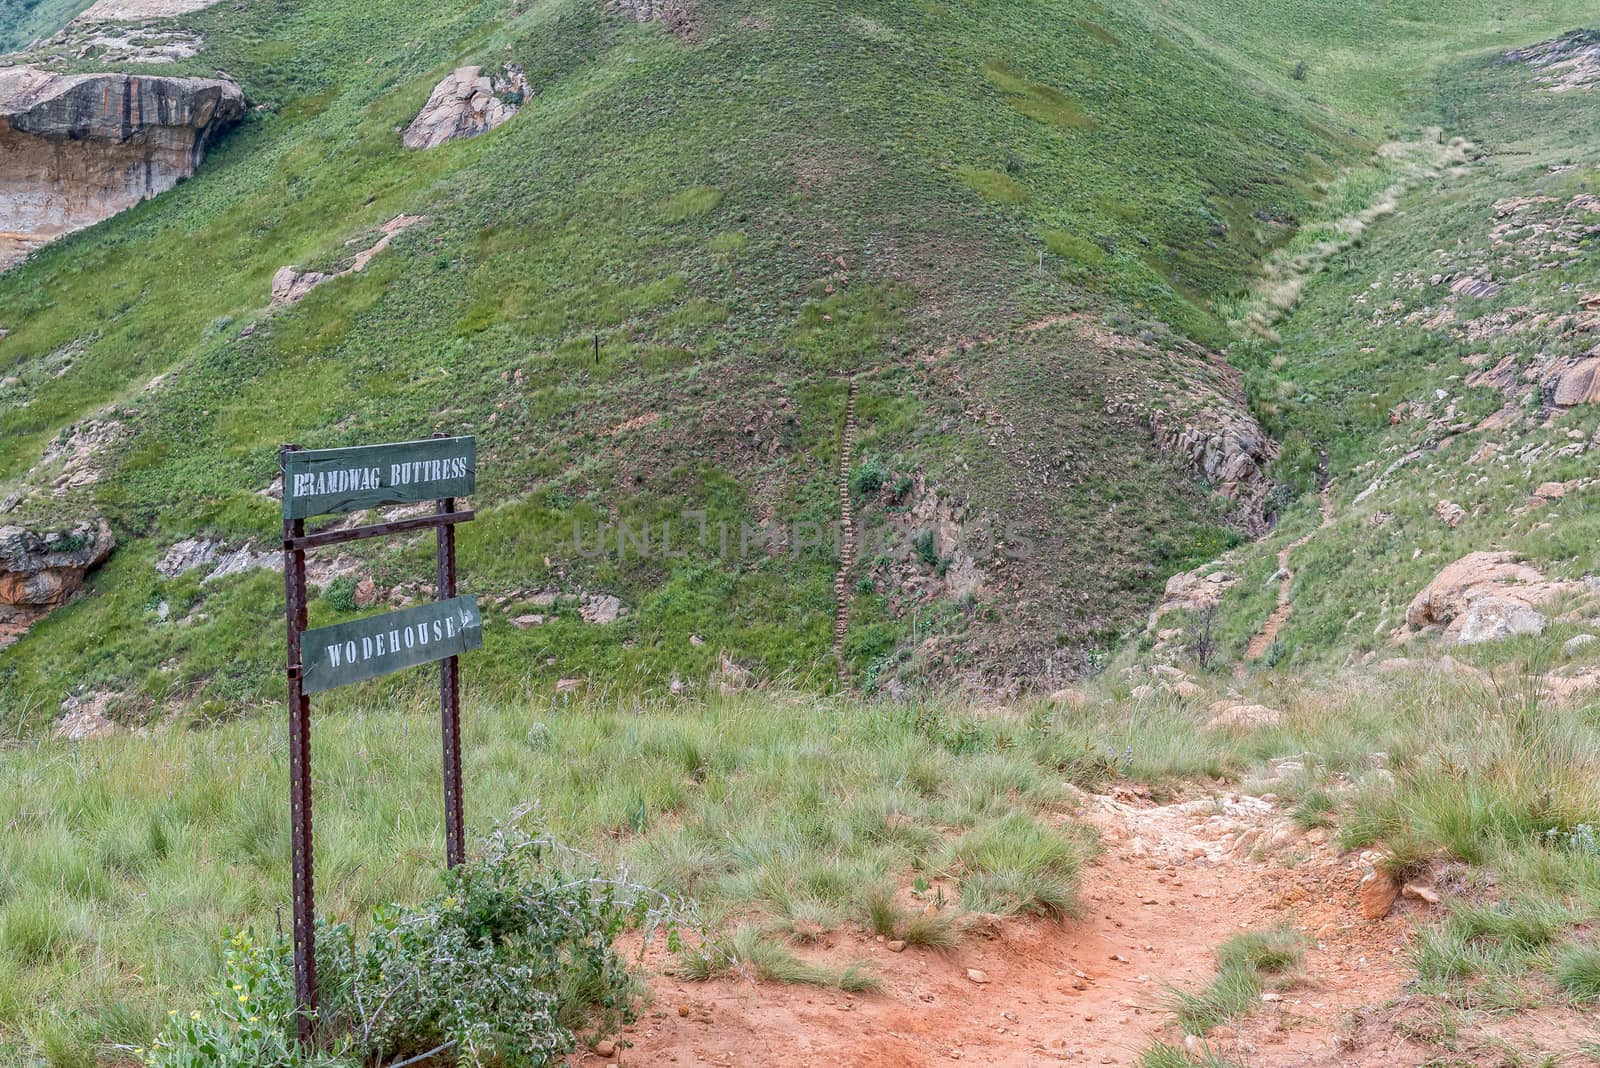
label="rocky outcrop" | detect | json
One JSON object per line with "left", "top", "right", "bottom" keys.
{"left": 0, "top": 67, "right": 244, "bottom": 270}
{"left": 1507, "top": 30, "right": 1600, "bottom": 94}
{"left": 1145, "top": 406, "right": 1277, "bottom": 533}
{"left": 402, "top": 66, "right": 527, "bottom": 150}
{"left": 1401, "top": 551, "right": 1588, "bottom": 644}
{"left": 77, "top": 0, "right": 223, "bottom": 17}
{"left": 608, "top": 0, "right": 697, "bottom": 38}
{"left": 270, "top": 215, "right": 424, "bottom": 305}
{"left": 0, "top": 519, "right": 115, "bottom": 646}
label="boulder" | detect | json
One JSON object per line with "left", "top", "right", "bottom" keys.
{"left": 1434, "top": 500, "right": 1466, "bottom": 528}
{"left": 1564, "top": 633, "right": 1597, "bottom": 656}
{"left": 270, "top": 266, "right": 332, "bottom": 305}
{"left": 1455, "top": 596, "right": 1546, "bottom": 644}
{"left": 1, "top": 519, "right": 115, "bottom": 645}
{"left": 0, "top": 67, "right": 245, "bottom": 271}
{"left": 402, "top": 66, "right": 527, "bottom": 150}
{"left": 580, "top": 593, "right": 624, "bottom": 624}
{"left": 1548, "top": 355, "right": 1600, "bottom": 407}
{"left": 1404, "top": 551, "right": 1576, "bottom": 643}
{"left": 353, "top": 576, "right": 380, "bottom": 608}
{"left": 1048, "top": 688, "right": 1090, "bottom": 709}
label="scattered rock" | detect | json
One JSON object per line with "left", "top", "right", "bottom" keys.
{"left": 271, "top": 216, "right": 423, "bottom": 305}
{"left": 717, "top": 655, "right": 752, "bottom": 694}
{"left": 556, "top": 678, "right": 581, "bottom": 693}
{"left": 1401, "top": 882, "right": 1441, "bottom": 905}
{"left": 1358, "top": 870, "right": 1399, "bottom": 919}
{"left": 55, "top": 691, "right": 120, "bottom": 741}
{"left": 608, "top": 0, "right": 697, "bottom": 37}
{"left": 580, "top": 593, "right": 625, "bottom": 624}
{"left": 402, "top": 65, "right": 528, "bottom": 150}
{"left": 270, "top": 265, "right": 332, "bottom": 305}
{"left": 887, "top": 940, "right": 906, "bottom": 952}
{"left": 592, "top": 1039, "right": 616, "bottom": 1058}
{"left": 1450, "top": 275, "right": 1503, "bottom": 299}
{"left": 1564, "top": 633, "right": 1597, "bottom": 656}
{"left": 965, "top": 968, "right": 990, "bottom": 984}
{"left": 512, "top": 614, "right": 545, "bottom": 628}
{"left": 1434, "top": 500, "right": 1466, "bottom": 528}
{"left": 156, "top": 537, "right": 222, "bottom": 578}
{"left": 1204, "top": 703, "right": 1284, "bottom": 731}
{"left": 1507, "top": 30, "right": 1600, "bottom": 94}
{"left": 353, "top": 576, "right": 380, "bottom": 608}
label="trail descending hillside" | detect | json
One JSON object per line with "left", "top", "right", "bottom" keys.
{"left": 623, "top": 779, "right": 1585, "bottom": 1066}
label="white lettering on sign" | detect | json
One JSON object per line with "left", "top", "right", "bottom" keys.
{"left": 320, "top": 609, "right": 469, "bottom": 677}
{"left": 390, "top": 457, "right": 470, "bottom": 486}
{"left": 292, "top": 467, "right": 382, "bottom": 500}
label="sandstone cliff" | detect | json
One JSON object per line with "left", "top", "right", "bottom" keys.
{"left": 0, "top": 67, "right": 244, "bottom": 270}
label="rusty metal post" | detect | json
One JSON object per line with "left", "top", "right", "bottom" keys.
{"left": 436, "top": 492, "right": 464, "bottom": 867}
{"left": 281, "top": 444, "right": 317, "bottom": 1046}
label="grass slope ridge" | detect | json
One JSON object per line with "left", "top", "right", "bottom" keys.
{"left": 0, "top": 0, "right": 1592, "bottom": 722}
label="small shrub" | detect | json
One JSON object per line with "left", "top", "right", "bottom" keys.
{"left": 1289, "top": 789, "right": 1336, "bottom": 830}
{"left": 320, "top": 577, "right": 357, "bottom": 613}
{"left": 852, "top": 455, "right": 888, "bottom": 496}
{"left": 912, "top": 530, "right": 939, "bottom": 568}
{"left": 145, "top": 819, "right": 679, "bottom": 1068}
{"left": 1216, "top": 926, "right": 1304, "bottom": 976}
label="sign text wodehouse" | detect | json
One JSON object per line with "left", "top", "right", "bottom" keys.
{"left": 283, "top": 436, "right": 475, "bottom": 519}
{"left": 301, "top": 595, "right": 482, "bottom": 694}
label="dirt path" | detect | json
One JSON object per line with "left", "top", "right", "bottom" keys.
{"left": 1240, "top": 483, "right": 1336, "bottom": 669}
{"left": 832, "top": 381, "right": 859, "bottom": 678}
{"left": 606, "top": 778, "right": 1452, "bottom": 1068}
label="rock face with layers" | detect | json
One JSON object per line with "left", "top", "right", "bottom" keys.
{"left": 0, "top": 67, "right": 245, "bottom": 270}
{"left": 402, "top": 66, "right": 527, "bottom": 150}
{"left": 0, "top": 519, "right": 115, "bottom": 646}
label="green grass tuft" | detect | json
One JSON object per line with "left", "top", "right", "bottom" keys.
{"left": 1554, "top": 944, "right": 1600, "bottom": 1002}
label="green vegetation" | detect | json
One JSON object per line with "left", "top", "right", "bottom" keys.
{"left": 144, "top": 822, "right": 671, "bottom": 1067}
{"left": 0, "top": 0, "right": 90, "bottom": 52}
{"left": 1152, "top": 35, "right": 1600, "bottom": 675}
{"left": 1160, "top": 926, "right": 1305, "bottom": 1034}
{"left": 10, "top": 0, "right": 1578, "bottom": 714}
{"left": 0, "top": 689, "right": 1093, "bottom": 1063}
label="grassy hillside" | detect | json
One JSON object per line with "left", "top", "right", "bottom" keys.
{"left": 1163, "top": 29, "right": 1600, "bottom": 675}
{"left": 1, "top": 0, "right": 1594, "bottom": 725}
{"left": 0, "top": 0, "right": 90, "bottom": 52}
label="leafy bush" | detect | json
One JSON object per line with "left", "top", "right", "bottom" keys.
{"left": 851, "top": 455, "right": 888, "bottom": 496}
{"left": 143, "top": 818, "right": 680, "bottom": 1068}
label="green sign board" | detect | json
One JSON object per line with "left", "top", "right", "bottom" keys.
{"left": 301, "top": 595, "right": 482, "bottom": 694}
{"left": 283, "top": 436, "right": 475, "bottom": 519}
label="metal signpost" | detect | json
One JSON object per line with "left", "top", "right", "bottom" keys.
{"left": 279, "top": 434, "right": 479, "bottom": 1045}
